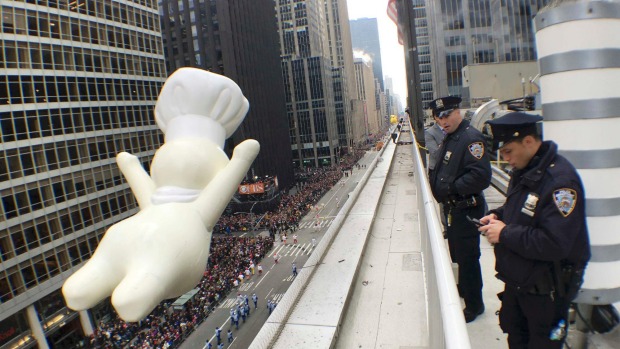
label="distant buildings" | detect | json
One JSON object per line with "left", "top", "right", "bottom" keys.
{"left": 349, "top": 18, "right": 385, "bottom": 91}
{"left": 159, "top": 0, "right": 294, "bottom": 188}
{"left": 354, "top": 58, "right": 380, "bottom": 141}
{"left": 276, "top": 0, "right": 350, "bottom": 168}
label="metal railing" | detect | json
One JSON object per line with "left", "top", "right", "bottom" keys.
{"left": 409, "top": 125, "right": 472, "bottom": 348}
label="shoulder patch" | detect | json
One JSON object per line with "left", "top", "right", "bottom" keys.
{"left": 468, "top": 142, "right": 484, "bottom": 159}
{"left": 553, "top": 188, "right": 577, "bottom": 217}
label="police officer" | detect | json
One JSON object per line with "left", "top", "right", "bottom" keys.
{"left": 428, "top": 96, "right": 492, "bottom": 323}
{"left": 480, "top": 112, "right": 590, "bottom": 348}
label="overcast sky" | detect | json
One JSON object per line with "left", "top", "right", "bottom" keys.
{"left": 346, "top": 0, "right": 406, "bottom": 104}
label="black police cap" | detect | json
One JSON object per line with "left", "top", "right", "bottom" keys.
{"left": 429, "top": 96, "right": 461, "bottom": 118}
{"left": 485, "top": 112, "right": 543, "bottom": 148}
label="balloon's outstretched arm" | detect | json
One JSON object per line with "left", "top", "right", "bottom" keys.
{"left": 117, "top": 152, "right": 156, "bottom": 210}
{"left": 197, "top": 139, "right": 260, "bottom": 230}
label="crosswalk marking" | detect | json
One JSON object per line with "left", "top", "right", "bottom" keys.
{"left": 270, "top": 293, "right": 284, "bottom": 303}
{"left": 297, "top": 218, "right": 334, "bottom": 230}
{"left": 271, "top": 243, "right": 316, "bottom": 258}
{"left": 218, "top": 298, "right": 239, "bottom": 309}
{"left": 239, "top": 282, "right": 254, "bottom": 291}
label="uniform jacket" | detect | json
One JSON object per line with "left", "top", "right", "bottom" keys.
{"left": 429, "top": 120, "right": 491, "bottom": 203}
{"left": 490, "top": 141, "right": 591, "bottom": 289}
{"left": 425, "top": 123, "right": 445, "bottom": 170}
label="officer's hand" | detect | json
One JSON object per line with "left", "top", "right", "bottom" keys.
{"left": 479, "top": 213, "right": 497, "bottom": 225}
{"left": 479, "top": 218, "right": 505, "bottom": 244}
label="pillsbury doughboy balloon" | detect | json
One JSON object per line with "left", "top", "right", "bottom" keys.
{"left": 62, "top": 68, "right": 260, "bottom": 321}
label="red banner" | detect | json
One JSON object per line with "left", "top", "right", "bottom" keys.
{"left": 238, "top": 182, "right": 265, "bottom": 195}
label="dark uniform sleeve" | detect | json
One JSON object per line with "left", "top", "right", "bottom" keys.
{"left": 499, "top": 178, "right": 585, "bottom": 261}
{"left": 450, "top": 133, "right": 492, "bottom": 196}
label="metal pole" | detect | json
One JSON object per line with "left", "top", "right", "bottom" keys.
{"left": 397, "top": 0, "right": 426, "bottom": 166}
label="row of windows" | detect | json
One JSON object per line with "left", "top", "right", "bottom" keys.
{"left": 1, "top": 187, "right": 138, "bottom": 264}
{"left": 1, "top": 6, "right": 162, "bottom": 54}
{"left": 0, "top": 105, "right": 158, "bottom": 142}
{"left": 0, "top": 222, "right": 111, "bottom": 302}
{"left": 1, "top": 40, "right": 164, "bottom": 77}
{"left": 9, "top": 0, "right": 159, "bottom": 32}
{"left": 0, "top": 75, "right": 162, "bottom": 106}
{"left": 0, "top": 129, "right": 161, "bottom": 184}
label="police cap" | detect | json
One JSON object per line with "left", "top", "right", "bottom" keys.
{"left": 485, "top": 112, "right": 543, "bottom": 149}
{"left": 429, "top": 96, "right": 462, "bottom": 118}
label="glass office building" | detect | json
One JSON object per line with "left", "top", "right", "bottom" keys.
{"left": 0, "top": 1, "right": 166, "bottom": 347}
{"left": 324, "top": 0, "right": 357, "bottom": 150}
{"left": 276, "top": 0, "right": 339, "bottom": 168}
{"left": 419, "top": 0, "right": 550, "bottom": 102}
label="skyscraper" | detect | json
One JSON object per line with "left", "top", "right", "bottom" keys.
{"left": 349, "top": 18, "right": 385, "bottom": 91}
{"left": 159, "top": 0, "right": 294, "bottom": 189}
{"left": 0, "top": 1, "right": 165, "bottom": 347}
{"left": 324, "top": 0, "right": 358, "bottom": 151}
{"left": 276, "top": 0, "right": 339, "bottom": 168}
{"left": 354, "top": 58, "right": 380, "bottom": 140}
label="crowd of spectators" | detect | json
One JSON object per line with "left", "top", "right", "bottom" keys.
{"left": 84, "top": 236, "right": 274, "bottom": 349}
{"left": 214, "top": 149, "right": 366, "bottom": 236}
{"left": 83, "top": 148, "right": 368, "bottom": 349}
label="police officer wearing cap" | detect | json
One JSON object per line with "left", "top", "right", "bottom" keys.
{"left": 479, "top": 112, "right": 590, "bottom": 348}
{"left": 428, "top": 96, "right": 492, "bottom": 323}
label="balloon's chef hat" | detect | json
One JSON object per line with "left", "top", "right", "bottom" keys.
{"left": 155, "top": 68, "right": 249, "bottom": 148}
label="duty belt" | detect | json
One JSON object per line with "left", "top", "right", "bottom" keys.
{"left": 445, "top": 195, "right": 481, "bottom": 209}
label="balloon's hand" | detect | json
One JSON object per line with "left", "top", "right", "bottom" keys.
{"left": 116, "top": 152, "right": 155, "bottom": 209}
{"left": 62, "top": 207, "right": 211, "bottom": 322}
{"left": 197, "top": 139, "right": 260, "bottom": 229}
{"left": 231, "top": 139, "right": 260, "bottom": 162}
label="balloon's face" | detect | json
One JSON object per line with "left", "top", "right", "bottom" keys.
{"left": 151, "top": 140, "right": 230, "bottom": 189}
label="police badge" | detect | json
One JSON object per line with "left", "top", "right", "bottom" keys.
{"left": 521, "top": 193, "right": 539, "bottom": 217}
{"left": 553, "top": 188, "right": 577, "bottom": 217}
{"left": 468, "top": 142, "right": 484, "bottom": 159}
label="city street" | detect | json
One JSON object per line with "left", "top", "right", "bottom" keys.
{"left": 178, "top": 149, "right": 380, "bottom": 349}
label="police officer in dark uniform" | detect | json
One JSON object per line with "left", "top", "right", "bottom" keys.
{"left": 480, "top": 112, "right": 590, "bottom": 348}
{"left": 428, "top": 96, "right": 492, "bottom": 322}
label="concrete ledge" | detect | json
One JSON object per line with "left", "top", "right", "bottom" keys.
{"left": 249, "top": 138, "right": 398, "bottom": 349}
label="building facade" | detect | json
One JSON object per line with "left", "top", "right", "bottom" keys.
{"left": 422, "top": 0, "right": 550, "bottom": 103}
{"left": 324, "top": 0, "right": 359, "bottom": 152}
{"left": 354, "top": 58, "right": 380, "bottom": 142}
{"left": 0, "top": 1, "right": 166, "bottom": 348}
{"left": 159, "top": 0, "right": 295, "bottom": 189}
{"left": 276, "top": 0, "right": 339, "bottom": 168}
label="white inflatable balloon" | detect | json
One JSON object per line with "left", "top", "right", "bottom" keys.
{"left": 62, "top": 68, "right": 259, "bottom": 322}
